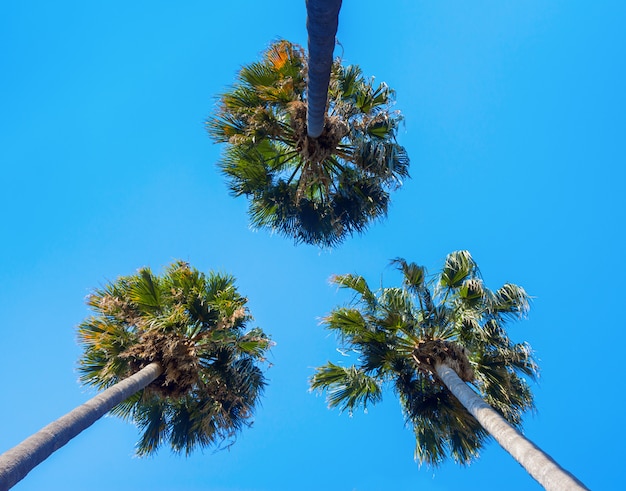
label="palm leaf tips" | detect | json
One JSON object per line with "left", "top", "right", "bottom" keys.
{"left": 207, "top": 39, "right": 409, "bottom": 247}
{"left": 77, "top": 261, "right": 272, "bottom": 456}
{"left": 311, "top": 251, "right": 538, "bottom": 466}
{"left": 310, "top": 363, "right": 382, "bottom": 414}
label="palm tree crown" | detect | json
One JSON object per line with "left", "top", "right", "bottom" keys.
{"left": 207, "top": 39, "right": 409, "bottom": 247}
{"left": 78, "top": 261, "right": 271, "bottom": 455}
{"left": 311, "top": 251, "right": 538, "bottom": 465}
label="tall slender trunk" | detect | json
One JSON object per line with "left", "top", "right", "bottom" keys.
{"left": 434, "top": 363, "right": 588, "bottom": 491}
{"left": 0, "top": 362, "right": 162, "bottom": 491}
{"left": 306, "top": 0, "right": 342, "bottom": 138}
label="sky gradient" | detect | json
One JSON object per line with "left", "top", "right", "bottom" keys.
{"left": 1, "top": 1, "right": 625, "bottom": 490}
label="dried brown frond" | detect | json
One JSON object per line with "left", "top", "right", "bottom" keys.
{"left": 289, "top": 101, "right": 348, "bottom": 164}
{"left": 97, "top": 294, "right": 142, "bottom": 326}
{"left": 121, "top": 331, "right": 200, "bottom": 399}
{"left": 288, "top": 101, "right": 348, "bottom": 203}
{"left": 413, "top": 339, "right": 475, "bottom": 382}
{"left": 216, "top": 306, "right": 248, "bottom": 330}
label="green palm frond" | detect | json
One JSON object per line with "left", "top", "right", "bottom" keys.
{"left": 379, "top": 287, "right": 415, "bottom": 319}
{"left": 134, "top": 396, "right": 169, "bottom": 456}
{"left": 129, "top": 268, "right": 163, "bottom": 311}
{"left": 335, "top": 65, "right": 362, "bottom": 98}
{"left": 330, "top": 273, "right": 377, "bottom": 308}
{"left": 207, "top": 39, "right": 409, "bottom": 247}
{"left": 207, "top": 109, "right": 254, "bottom": 144}
{"left": 393, "top": 365, "right": 488, "bottom": 466}
{"left": 239, "top": 62, "right": 284, "bottom": 91}
{"left": 167, "top": 399, "right": 201, "bottom": 455}
{"left": 324, "top": 307, "right": 367, "bottom": 337}
{"left": 235, "top": 328, "right": 272, "bottom": 359}
{"left": 492, "top": 283, "right": 531, "bottom": 318}
{"left": 76, "top": 261, "right": 272, "bottom": 456}
{"left": 223, "top": 86, "right": 263, "bottom": 111}
{"left": 440, "top": 250, "right": 479, "bottom": 289}
{"left": 312, "top": 251, "right": 538, "bottom": 467}
{"left": 354, "top": 81, "right": 392, "bottom": 114}
{"left": 311, "top": 363, "right": 382, "bottom": 414}
{"left": 109, "top": 391, "right": 143, "bottom": 419}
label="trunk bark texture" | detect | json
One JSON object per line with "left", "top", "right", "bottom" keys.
{"left": 306, "top": 0, "right": 342, "bottom": 138}
{"left": 0, "top": 362, "right": 162, "bottom": 491}
{"left": 434, "top": 363, "right": 588, "bottom": 491}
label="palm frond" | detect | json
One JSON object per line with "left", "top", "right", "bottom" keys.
{"left": 335, "top": 64, "right": 362, "bottom": 99}
{"left": 235, "top": 328, "right": 273, "bottom": 359}
{"left": 129, "top": 268, "right": 162, "bottom": 312}
{"left": 239, "top": 62, "right": 283, "bottom": 91}
{"left": 492, "top": 284, "right": 531, "bottom": 318}
{"left": 134, "top": 397, "right": 169, "bottom": 456}
{"left": 392, "top": 259, "right": 427, "bottom": 293}
{"left": 310, "top": 363, "right": 382, "bottom": 414}
{"left": 440, "top": 250, "right": 479, "bottom": 289}
{"left": 324, "top": 307, "right": 367, "bottom": 336}
{"left": 330, "top": 273, "right": 377, "bottom": 308}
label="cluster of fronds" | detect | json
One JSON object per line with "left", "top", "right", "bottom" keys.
{"left": 77, "top": 261, "right": 272, "bottom": 456}
{"left": 207, "top": 39, "right": 409, "bottom": 247}
{"left": 311, "top": 251, "right": 538, "bottom": 466}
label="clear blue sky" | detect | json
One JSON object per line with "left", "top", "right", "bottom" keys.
{"left": 1, "top": 1, "right": 624, "bottom": 489}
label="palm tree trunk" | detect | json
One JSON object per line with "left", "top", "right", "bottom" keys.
{"left": 0, "top": 362, "right": 162, "bottom": 491}
{"left": 306, "top": 0, "right": 342, "bottom": 138}
{"left": 434, "top": 363, "right": 588, "bottom": 490}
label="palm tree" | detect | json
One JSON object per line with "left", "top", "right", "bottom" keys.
{"left": 306, "top": 0, "right": 343, "bottom": 138}
{"left": 207, "top": 39, "right": 409, "bottom": 247}
{"left": 311, "top": 251, "right": 587, "bottom": 490}
{"left": 0, "top": 261, "right": 271, "bottom": 490}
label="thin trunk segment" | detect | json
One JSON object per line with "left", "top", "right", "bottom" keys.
{"left": 306, "top": 0, "right": 342, "bottom": 138}
{"left": 434, "top": 363, "right": 588, "bottom": 491}
{"left": 0, "top": 362, "right": 162, "bottom": 491}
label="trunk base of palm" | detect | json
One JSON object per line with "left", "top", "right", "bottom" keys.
{"left": 435, "top": 363, "right": 588, "bottom": 491}
{"left": 0, "top": 363, "right": 162, "bottom": 491}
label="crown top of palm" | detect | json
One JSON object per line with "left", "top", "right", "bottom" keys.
{"left": 311, "top": 250, "right": 538, "bottom": 466}
{"left": 207, "top": 40, "right": 410, "bottom": 247}
{"left": 77, "top": 261, "right": 272, "bottom": 455}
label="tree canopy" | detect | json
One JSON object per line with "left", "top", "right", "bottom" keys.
{"left": 78, "top": 261, "right": 272, "bottom": 455}
{"left": 207, "top": 40, "right": 409, "bottom": 247}
{"left": 311, "top": 251, "right": 538, "bottom": 465}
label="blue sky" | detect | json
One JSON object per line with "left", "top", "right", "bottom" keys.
{"left": 1, "top": 1, "right": 624, "bottom": 489}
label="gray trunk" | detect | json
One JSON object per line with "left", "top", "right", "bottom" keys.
{"left": 434, "top": 363, "right": 588, "bottom": 491}
{"left": 0, "top": 362, "right": 162, "bottom": 491}
{"left": 306, "top": 0, "right": 342, "bottom": 138}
